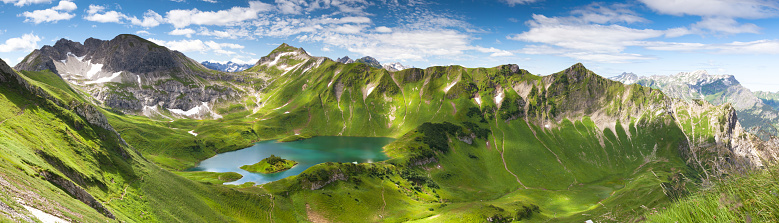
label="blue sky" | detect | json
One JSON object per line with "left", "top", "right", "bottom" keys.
{"left": 1, "top": 0, "right": 779, "bottom": 91}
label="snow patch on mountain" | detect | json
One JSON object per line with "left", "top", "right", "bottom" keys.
{"left": 201, "top": 61, "right": 252, "bottom": 72}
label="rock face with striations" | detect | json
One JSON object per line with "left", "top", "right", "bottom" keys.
{"left": 335, "top": 56, "right": 354, "bottom": 64}
{"left": 611, "top": 70, "right": 779, "bottom": 140}
{"left": 354, "top": 56, "right": 382, "bottom": 69}
{"left": 14, "top": 34, "right": 242, "bottom": 119}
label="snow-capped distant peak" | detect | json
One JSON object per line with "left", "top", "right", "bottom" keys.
{"left": 201, "top": 61, "right": 252, "bottom": 72}
{"left": 382, "top": 62, "right": 412, "bottom": 72}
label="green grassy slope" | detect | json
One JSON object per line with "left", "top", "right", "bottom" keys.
{"left": 647, "top": 165, "right": 779, "bottom": 222}
{"left": 8, "top": 42, "right": 773, "bottom": 222}
{"left": 0, "top": 59, "right": 280, "bottom": 222}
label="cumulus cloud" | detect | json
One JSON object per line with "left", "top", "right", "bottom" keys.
{"left": 639, "top": 0, "right": 779, "bottom": 34}
{"left": 375, "top": 26, "right": 392, "bottom": 33}
{"left": 168, "top": 28, "right": 196, "bottom": 38}
{"left": 128, "top": 10, "right": 164, "bottom": 28}
{"left": 20, "top": 0, "right": 76, "bottom": 24}
{"left": 166, "top": 1, "right": 273, "bottom": 28}
{"left": 0, "top": 33, "right": 41, "bottom": 53}
{"left": 84, "top": 5, "right": 124, "bottom": 23}
{"left": 51, "top": 0, "right": 75, "bottom": 11}
{"left": 84, "top": 6, "right": 163, "bottom": 28}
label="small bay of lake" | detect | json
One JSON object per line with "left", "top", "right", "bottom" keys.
{"left": 188, "top": 136, "right": 394, "bottom": 185}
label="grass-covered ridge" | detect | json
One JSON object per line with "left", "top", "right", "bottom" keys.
{"left": 4, "top": 40, "right": 777, "bottom": 222}
{"left": 241, "top": 155, "right": 298, "bottom": 174}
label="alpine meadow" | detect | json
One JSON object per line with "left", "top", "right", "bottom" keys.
{"left": 1, "top": 0, "right": 779, "bottom": 222}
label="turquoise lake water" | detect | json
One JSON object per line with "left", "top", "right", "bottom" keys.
{"left": 188, "top": 136, "right": 394, "bottom": 185}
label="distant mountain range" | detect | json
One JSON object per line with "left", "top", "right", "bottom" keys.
{"left": 200, "top": 61, "right": 253, "bottom": 72}
{"left": 611, "top": 71, "right": 779, "bottom": 139}
{"left": 336, "top": 55, "right": 412, "bottom": 71}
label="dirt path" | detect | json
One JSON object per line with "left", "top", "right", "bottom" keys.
{"left": 380, "top": 181, "right": 387, "bottom": 219}
{"left": 493, "top": 117, "right": 528, "bottom": 189}
{"left": 306, "top": 203, "right": 329, "bottom": 223}
{"left": 525, "top": 121, "right": 570, "bottom": 173}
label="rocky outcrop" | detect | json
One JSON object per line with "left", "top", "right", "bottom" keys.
{"left": 610, "top": 70, "right": 779, "bottom": 140}
{"left": 39, "top": 171, "right": 114, "bottom": 219}
{"left": 13, "top": 34, "right": 244, "bottom": 119}
{"left": 355, "top": 56, "right": 382, "bottom": 69}
{"left": 336, "top": 56, "right": 354, "bottom": 64}
{"left": 303, "top": 169, "right": 348, "bottom": 190}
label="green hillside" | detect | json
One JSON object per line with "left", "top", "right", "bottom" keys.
{"left": 2, "top": 42, "right": 776, "bottom": 222}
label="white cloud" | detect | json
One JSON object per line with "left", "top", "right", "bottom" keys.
{"left": 20, "top": 0, "right": 76, "bottom": 24}
{"left": 474, "top": 47, "right": 513, "bottom": 57}
{"left": 166, "top": 1, "right": 273, "bottom": 28}
{"left": 693, "top": 17, "right": 760, "bottom": 34}
{"left": 198, "top": 27, "right": 252, "bottom": 39}
{"left": 86, "top": 4, "right": 104, "bottom": 14}
{"left": 84, "top": 5, "right": 124, "bottom": 23}
{"left": 300, "top": 29, "right": 477, "bottom": 61}
{"left": 136, "top": 30, "right": 151, "bottom": 35}
{"left": 149, "top": 38, "right": 245, "bottom": 56}
{"left": 2, "top": 0, "right": 51, "bottom": 6}
{"left": 321, "top": 47, "right": 331, "bottom": 52}
{"left": 51, "top": 0, "right": 76, "bottom": 11}
{"left": 230, "top": 57, "right": 258, "bottom": 64}
{"left": 509, "top": 14, "right": 664, "bottom": 53}
{"left": 202, "top": 0, "right": 217, "bottom": 3}
{"left": 375, "top": 26, "right": 392, "bottom": 33}
{"left": 0, "top": 33, "right": 41, "bottom": 53}
{"left": 22, "top": 9, "right": 74, "bottom": 24}
{"left": 128, "top": 10, "right": 164, "bottom": 28}
{"left": 641, "top": 39, "right": 779, "bottom": 54}
{"left": 84, "top": 6, "right": 162, "bottom": 28}
{"left": 639, "top": 0, "right": 779, "bottom": 18}
{"left": 501, "top": 0, "right": 542, "bottom": 7}
{"left": 276, "top": 0, "right": 305, "bottom": 14}
{"left": 506, "top": 4, "right": 691, "bottom": 63}
{"left": 639, "top": 0, "right": 779, "bottom": 34}
{"left": 168, "top": 28, "right": 196, "bottom": 38}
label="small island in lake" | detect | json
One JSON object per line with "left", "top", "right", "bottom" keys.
{"left": 240, "top": 155, "right": 298, "bottom": 174}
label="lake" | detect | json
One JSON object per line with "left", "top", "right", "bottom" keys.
{"left": 188, "top": 136, "right": 395, "bottom": 185}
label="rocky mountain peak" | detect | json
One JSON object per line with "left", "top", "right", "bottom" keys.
{"left": 355, "top": 56, "right": 382, "bottom": 69}
{"left": 336, "top": 56, "right": 354, "bottom": 64}
{"left": 610, "top": 72, "right": 639, "bottom": 85}
{"left": 382, "top": 62, "right": 412, "bottom": 72}
{"left": 555, "top": 62, "right": 594, "bottom": 83}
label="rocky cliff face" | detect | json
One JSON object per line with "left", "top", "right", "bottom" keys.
{"left": 14, "top": 34, "right": 247, "bottom": 119}
{"left": 610, "top": 70, "right": 779, "bottom": 140}
{"left": 335, "top": 56, "right": 354, "bottom": 64}
{"left": 354, "top": 56, "right": 382, "bottom": 69}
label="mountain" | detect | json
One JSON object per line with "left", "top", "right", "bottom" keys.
{"left": 13, "top": 34, "right": 257, "bottom": 119}
{"left": 382, "top": 62, "right": 412, "bottom": 72}
{"left": 611, "top": 70, "right": 779, "bottom": 139}
{"left": 354, "top": 56, "right": 382, "bottom": 68}
{"left": 335, "top": 56, "right": 354, "bottom": 64}
{"left": 200, "top": 61, "right": 252, "bottom": 72}
{"left": 755, "top": 91, "right": 779, "bottom": 110}
{"left": 0, "top": 58, "right": 274, "bottom": 222}
{"left": 4, "top": 39, "right": 779, "bottom": 222}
